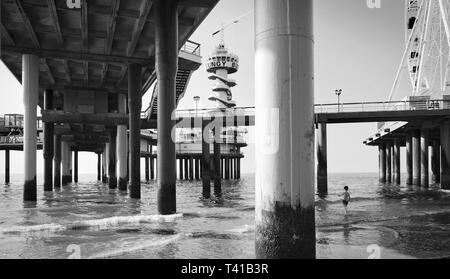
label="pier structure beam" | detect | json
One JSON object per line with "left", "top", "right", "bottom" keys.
{"left": 441, "top": 121, "right": 450, "bottom": 190}
{"left": 379, "top": 143, "right": 386, "bottom": 183}
{"left": 108, "top": 130, "right": 117, "bottom": 189}
{"left": 406, "top": 135, "right": 412, "bottom": 185}
{"left": 201, "top": 120, "right": 211, "bottom": 198}
{"left": 316, "top": 122, "right": 327, "bottom": 194}
{"left": 117, "top": 94, "right": 128, "bottom": 191}
{"left": 5, "top": 150, "right": 10, "bottom": 184}
{"left": 23, "top": 54, "right": 39, "bottom": 201}
{"left": 431, "top": 140, "right": 440, "bottom": 184}
{"left": 73, "top": 150, "right": 78, "bottom": 183}
{"left": 54, "top": 135, "right": 61, "bottom": 188}
{"left": 386, "top": 142, "right": 392, "bottom": 183}
{"left": 61, "top": 141, "right": 71, "bottom": 185}
{"left": 97, "top": 153, "right": 101, "bottom": 181}
{"left": 43, "top": 89, "right": 54, "bottom": 191}
{"left": 155, "top": 0, "right": 178, "bottom": 214}
{"left": 413, "top": 130, "right": 421, "bottom": 186}
{"left": 255, "top": 0, "right": 315, "bottom": 258}
{"left": 421, "top": 128, "right": 429, "bottom": 188}
{"left": 128, "top": 62, "right": 142, "bottom": 198}
{"left": 393, "top": 139, "right": 400, "bottom": 185}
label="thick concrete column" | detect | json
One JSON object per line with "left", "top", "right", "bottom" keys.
{"left": 128, "top": 63, "right": 142, "bottom": 199}
{"left": 441, "top": 121, "right": 450, "bottom": 189}
{"left": 393, "top": 139, "right": 400, "bottom": 185}
{"left": 5, "top": 150, "right": 10, "bottom": 184}
{"left": 43, "top": 89, "right": 54, "bottom": 191}
{"left": 386, "top": 142, "right": 392, "bottom": 183}
{"left": 413, "top": 130, "right": 421, "bottom": 186}
{"left": 97, "top": 153, "right": 101, "bottom": 181}
{"left": 23, "top": 54, "right": 39, "bottom": 201}
{"left": 54, "top": 135, "right": 61, "bottom": 188}
{"left": 421, "top": 128, "right": 429, "bottom": 188}
{"left": 406, "top": 135, "right": 412, "bottom": 185}
{"left": 117, "top": 94, "right": 128, "bottom": 191}
{"left": 431, "top": 140, "right": 440, "bottom": 184}
{"left": 189, "top": 157, "right": 194, "bottom": 181}
{"left": 255, "top": 0, "right": 315, "bottom": 258}
{"left": 61, "top": 141, "right": 70, "bottom": 185}
{"left": 316, "top": 123, "right": 327, "bottom": 194}
{"left": 108, "top": 130, "right": 117, "bottom": 189}
{"left": 202, "top": 120, "right": 211, "bottom": 198}
{"left": 101, "top": 149, "right": 107, "bottom": 183}
{"left": 145, "top": 157, "right": 150, "bottom": 182}
{"left": 155, "top": 0, "right": 178, "bottom": 214}
{"left": 379, "top": 143, "right": 386, "bottom": 183}
{"left": 213, "top": 141, "right": 221, "bottom": 197}
{"left": 73, "top": 150, "right": 78, "bottom": 183}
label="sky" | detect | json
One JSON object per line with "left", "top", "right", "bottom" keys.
{"left": 0, "top": 0, "right": 412, "bottom": 178}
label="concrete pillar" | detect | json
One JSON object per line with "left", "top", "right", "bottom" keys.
{"left": 43, "top": 89, "right": 54, "bottom": 191}
{"left": 225, "top": 158, "right": 230, "bottom": 180}
{"left": 5, "top": 150, "right": 10, "bottom": 184}
{"left": 413, "top": 130, "right": 421, "bottom": 186}
{"left": 155, "top": 0, "right": 178, "bottom": 214}
{"left": 406, "top": 135, "right": 412, "bottom": 185}
{"left": 145, "top": 157, "right": 150, "bottom": 182}
{"left": 316, "top": 123, "right": 327, "bottom": 194}
{"left": 54, "top": 134, "right": 61, "bottom": 188}
{"left": 189, "top": 157, "right": 194, "bottom": 181}
{"left": 255, "top": 0, "right": 315, "bottom": 258}
{"left": 393, "top": 139, "right": 400, "bottom": 185}
{"left": 97, "top": 153, "right": 101, "bottom": 181}
{"left": 151, "top": 157, "right": 155, "bottom": 180}
{"left": 108, "top": 130, "right": 117, "bottom": 189}
{"left": 68, "top": 150, "right": 73, "bottom": 183}
{"left": 421, "top": 128, "right": 429, "bottom": 188}
{"left": 386, "top": 142, "right": 392, "bottom": 183}
{"left": 431, "top": 140, "right": 440, "bottom": 184}
{"left": 102, "top": 149, "right": 107, "bottom": 183}
{"left": 237, "top": 158, "right": 241, "bottom": 179}
{"left": 73, "top": 150, "right": 78, "bottom": 183}
{"left": 184, "top": 158, "right": 189, "bottom": 180}
{"left": 195, "top": 159, "right": 200, "bottom": 180}
{"left": 379, "top": 143, "right": 386, "bottom": 183}
{"left": 202, "top": 120, "right": 211, "bottom": 198}
{"left": 441, "top": 121, "right": 450, "bottom": 189}
{"left": 61, "top": 141, "right": 70, "bottom": 185}
{"left": 178, "top": 158, "right": 183, "bottom": 180}
{"left": 23, "top": 54, "right": 39, "bottom": 201}
{"left": 128, "top": 63, "right": 142, "bottom": 199}
{"left": 117, "top": 94, "right": 128, "bottom": 191}
{"left": 213, "top": 141, "right": 221, "bottom": 197}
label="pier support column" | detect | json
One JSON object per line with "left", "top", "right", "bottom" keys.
{"left": 189, "top": 157, "right": 194, "bottom": 181}
{"left": 61, "top": 142, "right": 70, "bottom": 185}
{"left": 108, "top": 130, "right": 117, "bottom": 189}
{"left": 97, "top": 153, "right": 101, "bottom": 181}
{"left": 225, "top": 158, "right": 230, "bottom": 180}
{"left": 386, "top": 142, "right": 392, "bottom": 183}
{"left": 431, "top": 140, "right": 440, "bottom": 184}
{"left": 128, "top": 63, "right": 142, "bottom": 199}
{"left": 237, "top": 158, "right": 241, "bottom": 179}
{"left": 43, "top": 89, "right": 54, "bottom": 191}
{"left": 316, "top": 122, "right": 327, "bottom": 194}
{"left": 5, "top": 150, "right": 10, "bottom": 184}
{"left": 393, "top": 139, "right": 400, "bottom": 185}
{"left": 195, "top": 159, "right": 200, "bottom": 180}
{"left": 441, "top": 121, "right": 450, "bottom": 190}
{"left": 145, "top": 157, "right": 150, "bottom": 182}
{"left": 421, "top": 128, "right": 429, "bottom": 188}
{"left": 117, "top": 94, "right": 128, "bottom": 191}
{"left": 178, "top": 158, "right": 183, "bottom": 180}
{"left": 413, "top": 130, "right": 421, "bottom": 186}
{"left": 379, "top": 143, "right": 386, "bottom": 183}
{"left": 255, "top": 0, "right": 315, "bottom": 258}
{"left": 73, "top": 150, "right": 78, "bottom": 183}
{"left": 213, "top": 141, "right": 221, "bottom": 197}
{"left": 202, "top": 120, "right": 211, "bottom": 198}
{"left": 23, "top": 54, "right": 39, "bottom": 201}
{"left": 155, "top": 0, "right": 178, "bottom": 214}
{"left": 184, "top": 158, "right": 189, "bottom": 180}
{"left": 102, "top": 149, "right": 107, "bottom": 183}
{"left": 150, "top": 156, "right": 155, "bottom": 180}
{"left": 406, "top": 135, "right": 412, "bottom": 185}
{"left": 54, "top": 135, "right": 61, "bottom": 188}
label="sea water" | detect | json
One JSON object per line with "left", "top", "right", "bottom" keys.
{"left": 0, "top": 173, "right": 448, "bottom": 259}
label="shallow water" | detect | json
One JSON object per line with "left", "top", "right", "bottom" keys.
{"left": 0, "top": 173, "right": 449, "bottom": 259}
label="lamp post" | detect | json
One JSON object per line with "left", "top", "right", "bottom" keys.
{"left": 335, "top": 89, "right": 343, "bottom": 112}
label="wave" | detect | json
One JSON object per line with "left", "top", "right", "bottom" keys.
{"left": 87, "top": 234, "right": 182, "bottom": 259}
{"left": 0, "top": 214, "right": 183, "bottom": 235}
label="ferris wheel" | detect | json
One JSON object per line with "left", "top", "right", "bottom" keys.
{"left": 389, "top": 0, "right": 450, "bottom": 102}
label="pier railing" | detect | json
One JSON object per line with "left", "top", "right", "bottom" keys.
{"left": 180, "top": 40, "right": 201, "bottom": 56}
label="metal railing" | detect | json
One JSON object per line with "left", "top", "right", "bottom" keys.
{"left": 0, "top": 136, "right": 43, "bottom": 145}
{"left": 180, "top": 40, "right": 201, "bottom": 56}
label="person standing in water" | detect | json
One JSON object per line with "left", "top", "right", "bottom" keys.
{"left": 342, "top": 186, "right": 351, "bottom": 215}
